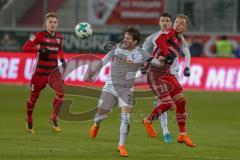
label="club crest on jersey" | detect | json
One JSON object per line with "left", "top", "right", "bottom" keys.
{"left": 131, "top": 54, "right": 137, "bottom": 60}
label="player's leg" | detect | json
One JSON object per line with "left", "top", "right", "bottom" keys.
{"left": 90, "top": 107, "right": 109, "bottom": 138}
{"left": 48, "top": 73, "right": 64, "bottom": 132}
{"left": 160, "top": 112, "right": 173, "bottom": 143}
{"left": 144, "top": 75, "right": 174, "bottom": 137}
{"left": 26, "top": 75, "right": 47, "bottom": 133}
{"left": 118, "top": 106, "right": 131, "bottom": 157}
{"left": 117, "top": 92, "right": 133, "bottom": 157}
{"left": 154, "top": 96, "right": 172, "bottom": 143}
{"left": 170, "top": 76, "right": 196, "bottom": 147}
{"left": 144, "top": 95, "right": 173, "bottom": 137}
{"left": 172, "top": 93, "right": 196, "bottom": 147}
{"left": 173, "top": 93, "right": 186, "bottom": 134}
{"left": 90, "top": 91, "right": 116, "bottom": 138}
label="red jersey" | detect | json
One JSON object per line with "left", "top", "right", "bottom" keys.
{"left": 153, "top": 28, "right": 181, "bottom": 58}
{"left": 22, "top": 31, "right": 64, "bottom": 76}
{"left": 151, "top": 28, "right": 182, "bottom": 75}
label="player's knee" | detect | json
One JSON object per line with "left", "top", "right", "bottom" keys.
{"left": 161, "top": 99, "right": 174, "bottom": 107}
{"left": 121, "top": 106, "right": 132, "bottom": 113}
{"left": 175, "top": 97, "right": 186, "bottom": 106}
{"left": 173, "top": 93, "right": 184, "bottom": 102}
{"left": 56, "top": 93, "right": 64, "bottom": 101}
{"left": 175, "top": 98, "right": 186, "bottom": 113}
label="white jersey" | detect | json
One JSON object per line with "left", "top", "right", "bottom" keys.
{"left": 103, "top": 44, "right": 151, "bottom": 93}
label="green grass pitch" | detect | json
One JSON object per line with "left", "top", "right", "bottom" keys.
{"left": 0, "top": 84, "right": 240, "bottom": 160}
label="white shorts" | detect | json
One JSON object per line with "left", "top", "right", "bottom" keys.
{"left": 98, "top": 84, "right": 134, "bottom": 111}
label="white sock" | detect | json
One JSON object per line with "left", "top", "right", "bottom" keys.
{"left": 160, "top": 112, "right": 169, "bottom": 135}
{"left": 119, "top": 113, "right": 130, "bottom": 146}
{"left": 94, "top": 113, "right": 107, "bottom": 126}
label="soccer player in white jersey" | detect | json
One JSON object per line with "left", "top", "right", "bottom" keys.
{"left": 85, "top": 27, "right": 164, "bottom": 157}
{"left": 142, "top": 13, "right": 191, "bottom": 143}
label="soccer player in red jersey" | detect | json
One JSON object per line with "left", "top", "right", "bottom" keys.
{"left": 143, "top": 14, "right": 196, "bottom": 147}
{"left": 22, "top": 12, "right": 65, "bottom": 133}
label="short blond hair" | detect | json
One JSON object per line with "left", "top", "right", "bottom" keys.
{"left": 176, "top": 14, "right": 189, "bottom": 25}
{"left": 45, "top": 12, "right": 58, "bottom": 19}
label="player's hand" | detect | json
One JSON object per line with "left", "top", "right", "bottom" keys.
{"left": 165, "top": 53, "right": 176, "bottom": 65}
{"left": 60, "top": 58, "right": 66, "bottom": 69}
{"left": 157, "top": 56, "right": 166, "bottom": 67}
{"left": 184, "top": 67, "right": 190, "bottom": 77}
{"left": 158, "top": 56, "right": 165, "bottom": 62}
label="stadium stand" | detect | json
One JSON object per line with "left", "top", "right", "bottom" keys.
{"left": 17, "top": 0, "right": 65, "bottom": 27}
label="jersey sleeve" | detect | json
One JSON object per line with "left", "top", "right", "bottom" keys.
{"left": 140, "top": 48, "right": 152, "bottom": 62}
{"left": 22, "top": 32, "right": 41, "bottom": 52}
{"left": 181, "top": 35, "right": 191, "bottom": 68}
{"left": 155, "top": 28, "right": 176, "bottom": 57}
{"left": 102, "top": 49, "right": 115, "bottom": 66}
{"left": 142, "top": 34, "right": 155, "bottom": 53}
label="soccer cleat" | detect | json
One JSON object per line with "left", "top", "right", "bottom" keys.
{"left": 143, "top": 119, "right": 157, "bottom": 138}
{"left": 25, "top": 121, "right": 35, "bottom": 134}
{"left": 89, "top": 123, "right": 99, "bottom": 138}
{"left": 50, "top": 119, "right": 61, "bottom": 132}
{"left": 163, "top": 133, "right": 173, "bottom": 143}
{"left": 178, "top": 134, "right": 197, "bottom": 147}
{"left": 118, "top": 145, "right": 128, "bottom": 157}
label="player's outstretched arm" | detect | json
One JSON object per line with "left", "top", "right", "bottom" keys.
{"left": 180, "top": 34, "right": 191, "bottom": 77}
{"left": 84, "top": 49, "right": 114, "bottom": 82}
{"left": 142, "top": 34, "right": 155, "bottom": 53}
{"left": 22, "top": 33, "right": 40, "bottom": 52}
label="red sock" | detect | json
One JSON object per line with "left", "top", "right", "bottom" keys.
{"left": 26, "top": 94, "right": 39, "bottom": 122}
{"left": 147, "top": 100, "right": 173, "bottom": 121}
{"left": 26, "top": 101, "right": 34, "bottom": 122}
{"left": 51, "top": 95, "right": 64, "bottom": 120}
{"left": 175, "top": 98, "right": 186, "bottom": 133}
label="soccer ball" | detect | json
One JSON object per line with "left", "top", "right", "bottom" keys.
{"left": 74, "top": 22, "right": 92, "bottom": 39}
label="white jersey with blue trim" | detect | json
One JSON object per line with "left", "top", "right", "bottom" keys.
{"left": 105, "top": 44, "right": 152, "bottom": 88}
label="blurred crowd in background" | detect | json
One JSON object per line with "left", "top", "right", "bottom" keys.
{"left": 1, "top": 0, "right": 240, "bottom": 58}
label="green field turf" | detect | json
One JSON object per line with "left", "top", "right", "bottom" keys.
{"left": 0, "top": 84, "right": 239, "bottom": 160}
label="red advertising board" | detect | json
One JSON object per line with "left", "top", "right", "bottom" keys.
{"left": 87, "top": 0, "right": 164, "bottom": 25}
{"left": 0, "top": 52, "right": 240, "bottom": 91}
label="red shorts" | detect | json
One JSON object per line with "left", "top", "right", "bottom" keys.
{"left": 30, "top": 71, "right": 64, "bottom": 95}
{"left": 147, "top": 72, "right": 182, "bottom": 99}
